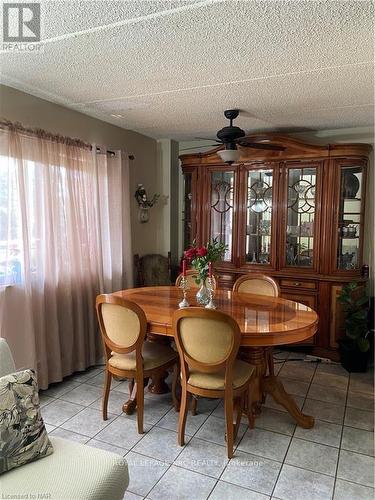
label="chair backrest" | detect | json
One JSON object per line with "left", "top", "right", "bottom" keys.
{"left": 134, "top": 252, "right": 171, "bottom": 287}
{"left": 175, "top": 270, "right": 218, "bottom": 290}
{"left": 173, "top": 308, "right": 241, "bottom": 390}
{"left": 0, "top": 338, "right": 16, "bottom": 377}
{"left": 96, "top": 295, "right": 147, "bottom": 363}
{"left": 233, "top": 274, "right": 280, "bottom": 297}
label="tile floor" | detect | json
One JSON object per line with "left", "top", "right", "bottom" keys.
{"left": 39, "top": 351, "right": 375, "bottom": 500}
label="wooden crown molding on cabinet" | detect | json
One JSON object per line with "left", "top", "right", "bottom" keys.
{"left": 179, "top": 133, "right": 372, "bottom": 165}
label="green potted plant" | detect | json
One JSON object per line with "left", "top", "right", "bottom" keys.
{"left": 338, "top": 282, "right": 371, "bottom": 372}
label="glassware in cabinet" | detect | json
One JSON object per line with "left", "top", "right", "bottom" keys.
{"left": 336, "top": 165, "right": 365, "bottom": 270}
{"left": 246, "top": 169, "right": 274, "bottom": 265}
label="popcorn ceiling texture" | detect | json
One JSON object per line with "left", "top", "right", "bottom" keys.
{"left": 1, "top": 0, "right": 373, "bottom": 139}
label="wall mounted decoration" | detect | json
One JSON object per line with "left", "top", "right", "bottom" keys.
{"left": 134, "top": 184, "right": 160, "bottom": 223}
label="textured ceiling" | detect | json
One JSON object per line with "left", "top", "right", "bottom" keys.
{"left": 1, "top": 0, "right": 374, "bottom": 140}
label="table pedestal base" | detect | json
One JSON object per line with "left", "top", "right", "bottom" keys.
{"left": 148, "top": 371, "right": 170, "bottom": 394}
{"left": 240, "top": 346, "right": 314, "bottom": 429}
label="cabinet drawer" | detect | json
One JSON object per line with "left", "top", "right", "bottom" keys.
{"left": 280, "top": 279, "right": 317, "bottom": 290}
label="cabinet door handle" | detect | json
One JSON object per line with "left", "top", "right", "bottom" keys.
{"left": 294, "top": 282, "right": 301, "bottom": 286}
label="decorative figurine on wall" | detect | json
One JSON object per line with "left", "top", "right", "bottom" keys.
{"left": 134, "top": 184, "right": 160, "bottom": 223}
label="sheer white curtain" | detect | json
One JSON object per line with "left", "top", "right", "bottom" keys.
{"left": 0, "top": 124, "right": 132, "bottom": 388}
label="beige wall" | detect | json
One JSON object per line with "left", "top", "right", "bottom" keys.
{"left": 156, "top": 139, "right": 180, "bottom": 263}
{"left": 0, "top": 84, "right": 160, "bottom": 258}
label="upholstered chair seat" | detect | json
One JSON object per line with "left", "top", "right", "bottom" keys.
{"left": 109, "top": 341, "right": 177, "bottom": 371}
{"left": 96, "top": 294, "right": 179, "bottom": 434}
{"left": 173, "top": 308, "right": 256, "bottom": 458}
{"left": 188, "top": 359, "right": 255, "bottom": 390}
{"left": 188, "top": 360, "right": 255, "bottom": 391}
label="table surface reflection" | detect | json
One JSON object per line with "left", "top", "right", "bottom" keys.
{"left": 113, "top": 286, "right": 318, "bottom": 347}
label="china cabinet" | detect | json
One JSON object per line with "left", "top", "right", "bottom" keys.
{"left": 180, "top": 134, "right": 372, "bottom": 359}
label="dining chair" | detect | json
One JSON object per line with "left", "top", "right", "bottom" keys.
{"left": 173, "top": 308, "right": 255, "bottom": 458}
{"left": 175, "top": 270, "right": 218, "bottom": 290}
{"left": 96, "top": 294, "right": 179, "bottom": 434}
{"left": 134, "top": 252, "right": 172, "bottom": 286}
{"left": 233, "top": 273, "right": 280, "bottom": 296}
{"left": 233, "top": 273, "right": 280, "bottom": 377}
{"left": 175, "top": 269, "right": 219, "bottom": 415}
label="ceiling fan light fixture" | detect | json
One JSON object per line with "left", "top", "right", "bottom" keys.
{"left": 217, "top": 148, "right": 240, "bottom": 164}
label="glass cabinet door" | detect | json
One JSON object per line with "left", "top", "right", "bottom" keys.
{"left": 182, "top": 172, "right": 193, "bottom": 250}
{"left": 246, "top": 169, "right": 274, "bottom": 265}
{"left": 336, "top": 165, "right": 365, "bottom": 270}
{"left": 209, "top": 170, "right": 235, "bottom": 262}
{"left": 285, "top": 165, "right": 318, "bottom": 269}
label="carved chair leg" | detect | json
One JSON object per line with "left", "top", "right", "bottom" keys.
{"left": 191, "top": 396, "right": 198, "bottom": 416}
{"left": 172, "top": 362, "right": 180, "bottom": 412}
{"left": 178, "top": 386, "right": 190, "bottom": 446}
{"left": 233, "top": 396, "right": 243, "bottom": 442}
{"left": 224, "top": 395, "right": 234, "bottom": 459}
{"left": 136, "top": 375, "right": 144, "bottom": 434}
{"left": 102, "top": 369, "right": 111, "bottom": 421}
{"left": 247, "top": 381, "right": 255, "bottom": 429}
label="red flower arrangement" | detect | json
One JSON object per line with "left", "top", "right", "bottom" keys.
{"left": 183, "top": 238, "right": 227, "bottom": 284}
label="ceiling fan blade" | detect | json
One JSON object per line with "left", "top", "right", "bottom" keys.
{"left": 236, "top": 140, "right": 285, "bottom": 151}
{"left": 180, "top": 144, "right": 219, "bottom": 151}
{"left": 194, "top": 137, "right": 222, "bottom": 143}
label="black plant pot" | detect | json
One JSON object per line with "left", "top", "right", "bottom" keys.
{"left": 339, "top": 340, "right": 369, "bottom": 373}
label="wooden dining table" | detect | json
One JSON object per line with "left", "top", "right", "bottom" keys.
{"left": 113, "top": 286, "right": 319, "bottom": 428}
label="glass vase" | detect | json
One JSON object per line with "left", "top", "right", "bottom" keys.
{"left": 196, "top": 282, "right": 210, "bottom": 305}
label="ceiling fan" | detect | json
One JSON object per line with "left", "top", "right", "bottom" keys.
{"left": 183, "top": 109, "right": 285, "bottom": 164}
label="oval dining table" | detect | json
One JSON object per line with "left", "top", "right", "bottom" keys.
{"left": 112, "top": 286, "right": 319, "bottom": 428}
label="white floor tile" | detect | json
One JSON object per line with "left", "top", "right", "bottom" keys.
{"left": 195, "top": 415, "right": 247, "bottom": 447}
{"left": 41, "top": 399, "right": 84, "bottom": 426}
{"left": 60, "top": 383, "right": 103, "bottom": 406}
{"left": 274, "top": 464, "right": 334, "bottom": 500}
{"left": 221, "top": 450, "right": 281, "bottom": 496}
{"left": 95, "top": 415, "right": 150, "bottom": 449}
{"left": 125, "top": 451, "right": 169, "bottom": 497}
{"left": 148, "top": 465, "right": 216, "bottom": 500}
{"left": 337, "top": 449, "right": 375, "bottom": 487}
{"left": 334, "top": 478, "right": 375, "bottom": 500}
{"left": 344, "top": 407, "right": 374, "bottom": 431}
{"left": 237, "top": 428, "right": 291, "bottom": 462}
{"left": 174, "top": 437, "right": 228, "bottom": 478}
{"left": 294, "top": 419, "right": 342, "bottom": 447}
{"left": 209, "top": 481, "right": 270, "bottom": 500}
{"left": 49, "top": 427, "right": 89, "bottom": 444}
{"left": 61, "top": 407, "right": 116, "bottom": 437}
{"left": 133, "top": 426, "right": 189, "bottom": 463}
{"left": 341, "top": 426, "right": 374, "bottom": 456}
{"left": 285, "top": 438, "right": 339, "bottom": 476}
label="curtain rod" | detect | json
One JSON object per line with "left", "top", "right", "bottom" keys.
{"left": 0, "top": 120, "right": 135, "bottom": 160}
{"left": 94, "top": 146, "right": 135, "bottom": 160}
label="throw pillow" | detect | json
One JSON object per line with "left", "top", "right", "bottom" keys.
{"left": 0, "top": 369, "right": 53, "bottom": 474}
